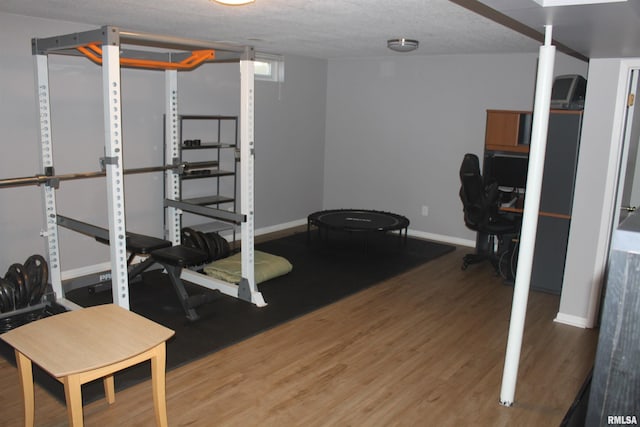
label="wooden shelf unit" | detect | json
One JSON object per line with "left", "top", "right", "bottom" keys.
{"left": 484, "top": 110, "right": 532, "bottom": 153}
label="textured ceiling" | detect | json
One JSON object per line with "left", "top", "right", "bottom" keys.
{"left": 478, "top": 0, "right": 640, "bottom": 58}
{"left": 0, "top": 0, "right": 541, "bottom": 59}
{"left": 0, "top": 0, "right": 637, "bottom": 59}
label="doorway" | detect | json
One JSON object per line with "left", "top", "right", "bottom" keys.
{"left": 618, "top": 69, "right": 640, "bottom": 224}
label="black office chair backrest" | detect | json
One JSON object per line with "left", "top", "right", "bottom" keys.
{"left": 459, "top": 153, "right": 498, "bottom": 229}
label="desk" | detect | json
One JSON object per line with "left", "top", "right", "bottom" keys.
{"left": 0, "top": 304, "right": 175, "bottom": 427}
{"left": 484, "top": 110, "right": 583, "bottom": 294}
{"left": 498, "top": 197, "right": 573, "bottom": 294}
{"left": 500, "top": 204, "right": 571, "bottom": 220}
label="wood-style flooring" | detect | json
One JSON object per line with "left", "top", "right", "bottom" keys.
{"left": 0, "top": 238, "right": 598, "bottom": 426}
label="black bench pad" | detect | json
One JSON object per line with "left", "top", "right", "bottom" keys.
{"left": 95, "top": 232, "right": 172, "bottom": 254}
{"left": 151, "top": 245, "right": 209, "bottom": 268}
{"left": 56, "top": 215, "right": 170, "bottom": 255}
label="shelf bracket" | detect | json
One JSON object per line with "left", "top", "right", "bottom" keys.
{"left": 99, "top": 156, "right": 119, "bottom": 171}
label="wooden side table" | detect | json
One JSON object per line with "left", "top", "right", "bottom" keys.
{"left": 0, "top": 304, "right": 175, "bottom": 426}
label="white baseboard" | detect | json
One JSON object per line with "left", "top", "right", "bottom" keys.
{"left": 407, "top": 229, "right": 473, "bottom": 248}
{"left": 61, "top": 255, "right": 153, "bottom": 282}
{"left": 554, "top": 312, "right": 591, "bottom": 328}
{"left": 265, "top": 217, "right": 471, "bottom": 248}
{"left": 256, "top": 218, "right": 470, "bottom": 248}
{"left": 255, "top": 218, "right": 308, "bottom": 236}
{"left": 61, "top": 261, "right": 113, "bottom": 281}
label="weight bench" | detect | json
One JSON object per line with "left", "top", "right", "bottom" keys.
{"left": 149, "top": 245, "right": 217, "bottom": 321}
{"left": 57, "top": 215, "right": 216, "bottom": 320}
{"left": 57, "top": 215, "right": 171, "bottom": 283}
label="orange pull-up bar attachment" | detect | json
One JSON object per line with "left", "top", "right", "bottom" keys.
{"left": 77, "top": 43, "right": 216, "bottom": 70}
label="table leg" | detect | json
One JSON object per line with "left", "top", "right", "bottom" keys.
{"left": 150, "top": 342, "right": 169, "bottom": 427}
{"left": 63, "top": 375, "right": 84, "bottom": 427}
{"left": 103, "top": 374, "right": 116, "bottom": 404}
{"left": 15, "top": 350, "right": 34, "bottom": 427}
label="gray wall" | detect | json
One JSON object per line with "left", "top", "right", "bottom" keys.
{"left": 324, "top": 53, "right": 587, "bottom": 245}
{"left": 0, "top": 12, "right": 327, "bottom": 273}
{"left": 0, "top": 10, "right": 590, "bottom": 305}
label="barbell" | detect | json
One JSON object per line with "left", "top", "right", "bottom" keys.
{"left": 0, "top": 160, "right": 220, "bottom": 189}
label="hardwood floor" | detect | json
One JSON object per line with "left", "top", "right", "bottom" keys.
{"left": 0, "top": 242, "right": 598, "bottom": 426}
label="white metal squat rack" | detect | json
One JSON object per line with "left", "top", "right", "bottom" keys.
{"left": 32, "top": 26, "right": 265, "bottom": 311}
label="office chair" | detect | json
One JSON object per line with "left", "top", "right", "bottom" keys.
{"left": 459, "top": 153, "right": 519, "bottom": 272}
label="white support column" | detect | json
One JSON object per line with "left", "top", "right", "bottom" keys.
{"left": 34, "top": 54, "right": 63, "bottom": 299}
{"left": 165, "top": 69, "right": 181, "bottom": 245}
{"left": 102, "top": 44, "right": 130, "bottom": 310}
{"left": 239, "top": 50, "right": 266, "bottom": 306}
{"left": 500, "top": 25, "right": 556, "bottom": 406}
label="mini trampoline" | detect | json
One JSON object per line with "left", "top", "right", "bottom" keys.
{"left": 307, "top": 209, "right": 410, "bottom": 248}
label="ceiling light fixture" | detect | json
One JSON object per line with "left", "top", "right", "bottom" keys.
{"left": 387, "top": 38, "right": 419, "bottom": 53}
{"left": 213, "top": 0, "right": 255, "bottom": 5}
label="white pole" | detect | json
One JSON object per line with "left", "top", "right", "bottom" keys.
{"left": 165, "top": 70, "right": 181, "bottom": 245}
{"left": 34, "top": 54, "right": 63, "bottom": 299}
{"left": 499, "top": 25, "right": 556, "bottom": 406}
{"left": 102, "top": 44, "right": 130, "bottom": 310}
{"left": 239, "top": 48, "right": 266, "bottom": 307}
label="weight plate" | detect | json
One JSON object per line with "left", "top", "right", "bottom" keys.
{"left": 0, "top": 278, "right": 14, "bottom": 313}
{"left": 24, "top": 259, "right": 40, "bottom": 303}
{"left": 199, "top": 231, "right": 217, "bottom": 263}
{"left": 182, "top": 227, "right": 207, "bottom": 252}
{"left": 200, "top": 233, "right": 216, "bottom": 262}
{"left": 210, "top": 233, "right": 230, "bottom": 260}
{"left": 203, "top": 232, "right": 219, "bottom": 260}
{"left": 24, "top": 255, "right": 48, "bottom": 305}
{"left": 5, "top": 264, "right": 28, "bottom": 308}
{"left": 0, "top": 281, "right": 7, "bottom": 313}
{"left": 181, "top": 228, "right": 195, "bottom": 248}
{"left": 217, "top": 234, "right": 230, "bottom": 259}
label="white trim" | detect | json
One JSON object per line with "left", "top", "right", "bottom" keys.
{"left": 257, "top": 217, "right": 469, "bottom": 247}
{"left": 61, "top": 262, "right": 112, "bottom": 281}
{"left": 61, "top": 256, "right": 151, "bottom": 281}
{"left": 554, "top": 312, "right": 590, "bottom": 328}
{"left": 408, "top": 229, "right": 474, "bottom": 248}
{"left": 255, "top": 218, "right": 307, "bottom": 236}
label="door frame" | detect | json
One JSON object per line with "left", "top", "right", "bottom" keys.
{"left": 586, "top": 60, "right": 640, "bottom": 327}
{"left": 613, "top": 69, "right": 639, "bottom": 225}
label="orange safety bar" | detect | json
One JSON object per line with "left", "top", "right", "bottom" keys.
{"left": 76, "top": 43, "right": 215, "bottom": 70}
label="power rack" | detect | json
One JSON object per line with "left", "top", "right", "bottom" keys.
{"left": 30, "top": 26, "right": 265, "bottom": 311}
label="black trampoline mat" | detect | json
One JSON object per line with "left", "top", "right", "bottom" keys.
{"left": 308, "top": 209, "right": 410, "bottom": 232}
